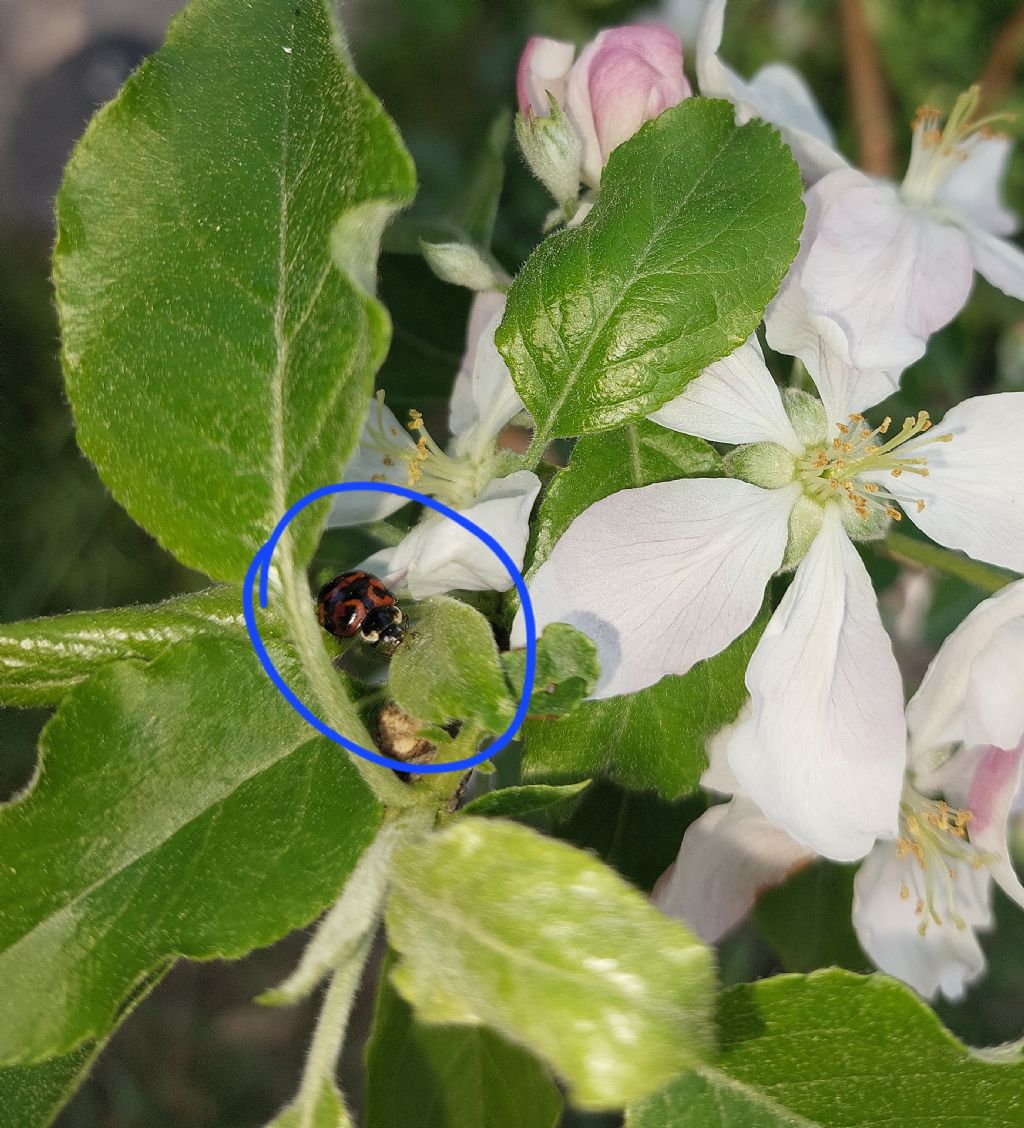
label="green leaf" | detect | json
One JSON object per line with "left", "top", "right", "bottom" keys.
{"left": 502, "top": 624, "right": 599, "bottom": 719}
{"left": 390, "top": 596, "right": 514, "bottom": 734}
{"left": 0, "top": 1044, "right": 97, "bottom": 1128}
{"left": 267, "top": 1080, "right": 351, "bottom": 1128}
{"left": 521, "top": 423, "right": 756, "bottom": 798}
{"left": 386, "top": 817, "right": 716, "bottom": 1111}
{"left": 365, "top": 955, "right": 563, "bottom": 1128}
{"left": 497, "top": 98, "right": 803, "bottom": 438}
{"left": 54, "top": 0, "right": 416, "bottom": 581}
{"left": 522, "top": 611, "right": 764, "bottom": 798}
{"left": 0, "top": 586, "right": 256, "bottom": 707}
{"left": 555, "top": 780, "right": 698, "bottom": 894}
{"left": 0, "top": 637, "right": 380, "bottom": 1065}
{"left": 754, "top": 862, "right": 868, "bottom": 973}
{"left": 627, "top": 970, "right": 1024, "bottom": 1128}
{"left": 461, "top": 780, "right": 591, "bottom": 820}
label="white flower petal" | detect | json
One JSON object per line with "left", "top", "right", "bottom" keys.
{"left": 964, "top": 224, "right": 1024, "bottom": 302}
{"left": 327, "top": 397, "right": 415, "bottom": 527}
{"left": 766, "top": 171, "right": 902, "bottom": 414}
{"left": 518, "top": 478, "right": 797, "bottom": 698}
{"left": 653, "top": 797, "right": 813, "bottom": 943}
{"left": 727, "top": 509, "right": 906, "bottom": 861}
{"left": 448, "top": 292, "right": 523, "bottom": 449}
{"left": 852, "top": 839, "right": 991, "bottom": 1002}
{"left": 965, "top": 618, "right": 1024, "bottom": 752}
{"left": 391, "top": 471, "right": 540, "bottom": 599}
{"left": 649, "top": 336, "right": 802, "bottom": 453}
{"left": 893, "top": 393, "right": 1024, "bottom": 574}
{"left": 695, "top": 0, "right": 845, "bottom": 181}
{"left": 906, "top": 579, "right": 1024, "bottom": 762}
{"left": 803, "top": 181, "right": 974, "bottom": 372}
{"left": 937, "top": 136, "right": 1018, "bottom": 238}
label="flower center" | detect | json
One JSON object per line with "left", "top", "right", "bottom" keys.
{"left": 900, "top": 85, "right": 1013, "bottom": 210}
{"left": 364, "top": 393, "right": 494, "bottom": 508}
{"left": 895, "top": 787, "right": 994, "bottom": 935}
{"left": 794, "top": 410, "right": 952, "bottom": 522}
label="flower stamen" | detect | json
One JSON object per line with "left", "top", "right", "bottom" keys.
{"left": 795, "top": 409, "right": 952, "bottom": 522}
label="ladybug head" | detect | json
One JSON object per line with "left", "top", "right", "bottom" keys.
{"left": 360, "top": 604, "right": 405, "bottom": 649}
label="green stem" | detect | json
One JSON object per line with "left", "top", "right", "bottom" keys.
{"left": 881, "top": 530, "right": 1018, "bottom": 594}
{"left": 523, "top": 423, "right": 552, "bottom": 471}
{"left": 273, "top": 533, "right": 413, "bottom": 808}
{"left": 261, "top": 806, "right": 433, "bottom": 1004}
{"left": 292, "top": 929, "right": 374, "bottom": 1128}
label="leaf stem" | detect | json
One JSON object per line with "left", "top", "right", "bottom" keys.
{"left": 880, "top": 531, "right": 1018, "bottom": 594}
{"left": 523, "top": 423, "right": 552, "bottom": 471}
{"left": 262, "top": 806, "right": 433, "bottom": 1004}
{"left": 293, "top": 929, "right": 373, "bottom": 1128}
{"left": 274, "top": 534, "right": 414, "bottom": 808}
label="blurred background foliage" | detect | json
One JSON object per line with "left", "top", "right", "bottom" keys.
{"left": 2, "top": 1, "right": 1024, "bottom": 1125}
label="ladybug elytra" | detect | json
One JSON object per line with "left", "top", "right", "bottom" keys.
{"left": 316, "top": 570, "right": 404, "bottom": 647}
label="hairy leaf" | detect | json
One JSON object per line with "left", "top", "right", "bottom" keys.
{"left": 0, "top": 637, "right": 379, "bottom": 1064}
{"left": 0, "top": 586, "right": 255, "bottom": 707}
{"left": 386, "top": 818, "right": 716, "bottom": 1110}
{"left": 54, "top": 0, "right": 415, "bottom": 580}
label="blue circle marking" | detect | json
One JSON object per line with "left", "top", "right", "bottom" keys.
{"left": 242, "top": 481, "right": 537, "bottom": 773}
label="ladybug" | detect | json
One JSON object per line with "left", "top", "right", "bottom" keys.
{"left": 316, "top": 570, "right": 404, "bottom": 647}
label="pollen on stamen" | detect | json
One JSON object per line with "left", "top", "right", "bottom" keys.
{"left": 900, "top": 884, "right": 910, "bottom": 900}
{"left": 916, "top": 499, "right": 926, "bottom": 513}
{"left": 886, "top": 506, "right": 902, "bottom": 520}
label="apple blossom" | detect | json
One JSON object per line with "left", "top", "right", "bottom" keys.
{"left": 327, "top": 292, "right": 539, "bottom": 598}
{"left": 655, "top": 579, "right": 1024, "bottom": 1002}
{"left": 767, "top": 85, "right": 1024, "bottom": 377}
{"left": 696, "top": 0, "right": 846, "bottom": 182}
{"left": 516, "top": 25, "right": 689, "bottom": 202}
{"left": 519, "top": 335, "right": 1024, "bottom": 859}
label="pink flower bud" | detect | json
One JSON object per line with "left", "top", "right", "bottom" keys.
{"left": 567, "top": 25, "right": 690, "bottom": 185}
{"left": 516, "top": 36, "right": 575, "bottom": 118}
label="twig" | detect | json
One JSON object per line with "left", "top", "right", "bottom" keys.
{"left": 839, "top": 0, "right": 895, "bottom": 177}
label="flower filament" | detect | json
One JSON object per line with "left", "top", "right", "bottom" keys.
{"left": 795, "top": 410, "right": 952, "bottom": 522}
{"left": 895, "top": 786, "right": 994, "bottom": 935}
{"left": 363, "top": 392, "right": 494, "bottom": 508}
{"left": 901, "top": 85, "right": 1014, "bottom": 210}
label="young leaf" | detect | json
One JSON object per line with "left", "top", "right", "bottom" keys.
{"left": 521, "top": 423, "right": 755, "bottom": 798}
{"left": 364, "top": 956, "right": 563, "bottom": 1128}
{"left": 385, "top": 817, "right": 717, "bottom": 1111}
{"left": 54, "top": 0, "right": 416, "bottom": 581}
{"left": 0, "top": 637, "right": 380, "bottom": 1065}
{"left": 497, "top": 98, "right": 803, "bottom": 438}
{"left": 501, "top": 623, "right": 599, "bottom": 719}
{"left": 627, "top": 970, "right": 1024, "bottom": 1128}
{"left": 460, "top": 780, "right": 591, "bottom": 820}
{"left": 0, "top": 586, "right": 254, "bottom": 707}
{"left": 390, "top": 596, "right": 514, "bottom": 734}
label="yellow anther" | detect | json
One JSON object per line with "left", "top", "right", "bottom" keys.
{"left": 886, "top": 507, "right": 903, "bottom": 520}
{"left": 900, "top": 884, "right": 910, "bottom": 900}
